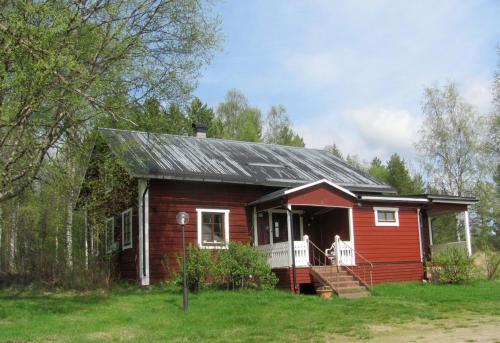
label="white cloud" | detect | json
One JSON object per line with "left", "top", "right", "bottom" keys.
{"left": 295, "top": 106, "right": 420, "bottom": 162}
{"left": 284, "top": 50, "right": 355, "bottom": 89}
{"left": 461, "top": 78, "right": 494, "bottom": 114}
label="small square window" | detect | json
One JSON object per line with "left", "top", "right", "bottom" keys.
{"left": 374, "top": 207, "right": 399, "bottom": 227}
{"left": 122, "top": 209, "right": 133, "bottom": 250}
{"left": 197, "top": 209, "right": 230, "bottom": 249}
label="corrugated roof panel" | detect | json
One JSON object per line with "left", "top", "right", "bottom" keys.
{"left": 100, "top": 128, "right": 394, "bottom": 193}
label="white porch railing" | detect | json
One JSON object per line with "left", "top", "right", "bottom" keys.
{"left": 335, "top": 235, "right": 356, "bottom": 266}
{"left": 257, "top": 241, "right": 309, "bottom": 268}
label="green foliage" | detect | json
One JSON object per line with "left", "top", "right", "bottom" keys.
{"left": 368, "top": 154, "right": 424, "bottom": 195}
{"left": 216, "top": 90, "right": 263, "bottom": 142}
{"left": 179, "top": 243, "right": 277, "bottom": 292}
{"left": 324, "top": 144, "right": 343, "bottom": 159}
{"left": 213, "top": 242, "right": 278, "bottom": 290}
{"left": 264, "top": 105, "right": 304, "bottom": 147}
{"left": 0, "top": 0, "right": 220, "bottom": 201}
{"left": 484, "top": 250, "right": 500, "bottom": 280}
{"left": 432, "top": 248, "right": 475, "bottom": 284}
{"left": 178, "top": 244, "right": 213, "bottom": 292}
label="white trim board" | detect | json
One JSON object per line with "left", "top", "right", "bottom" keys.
{"left": 373, "top": 207, "right": 400, "bottom": 227}
{"left": 196, "top": 208, "right": 230, "bottom": 249}
{"left": 284, "top": 179, "right": 357, "bottom": 198}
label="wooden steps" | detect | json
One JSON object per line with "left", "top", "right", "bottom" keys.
{"left": 310, "top": 266, "right": 370, "bottom": 299}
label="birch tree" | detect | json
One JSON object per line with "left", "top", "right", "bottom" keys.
{"left": 0, "top": 0, "right": 220, "bottom": 202}
{"left": 416, "top": 83, "right": 482, "bottom": 197}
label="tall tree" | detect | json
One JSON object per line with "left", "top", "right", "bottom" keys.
{"left": 386, "top": 154, "right": 424, "bottom": 195}
{"left": 368, "top": 157, "right": 389, "bottom": 184}
{"left": 324, "top": 144, "right": 343, "bottom": 159}
{"left": 0, "top": 0, "right": 220, "bottom": 202}
{"left": 416, "top": 83, "right": 482, "bottom": 197}
{"left": 216, "top": 90, "right": 262, "bottom": 142}
{"left": 263, "top": 105, "right": 304, "bottom": 147}
{"left": 187, "top": 97, "right": 223, "bottom": 138}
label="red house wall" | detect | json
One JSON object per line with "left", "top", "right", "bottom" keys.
{"left": 147, "top": 180, "right": 274, "bottom": 282}
{"left": 352, "top": 203, "right": 424, "bottom": 284}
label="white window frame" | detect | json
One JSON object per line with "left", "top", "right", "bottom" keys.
{"left": 374, "top": 207, "right": 399, "bottom": 227}
{"left": 267, "top": 209, "right": 304, "bottom": 245}
{"left": 196, "top": 208, "right": 230, "bottom": 249}
{"left": 106, "top": 217, "right": 116, "bottom": 253}
{"left": 121, "top": 208, "right": 133, "bottom": 250}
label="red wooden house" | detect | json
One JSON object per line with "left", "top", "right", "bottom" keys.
{"left": 84, "top": 126, "right": 476, "bottom": 298}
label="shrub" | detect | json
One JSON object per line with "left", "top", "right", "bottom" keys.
{"left": 432, "top": 247, "right": 475, "bottom": 284}
{"left": 177, "top": 244, "right": 213, "bottom": 292}
{"left": 484, "top": 250, "right": 500, "bottom": 280}
{"left": 213, "top": 242, "right": 277, "bottom": 290}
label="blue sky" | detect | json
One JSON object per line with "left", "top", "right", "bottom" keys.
{"left": 194, "top": 0, "right": 499, "bottom": 166}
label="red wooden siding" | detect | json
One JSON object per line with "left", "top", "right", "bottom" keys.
{"left": 287, "top": 184, "right": 354, "bottom": 207}
{"left": 351, "top": 262, "right": 424, "bottom": 284}
{"left": 353, "top": 204, "right": 422, "bottom": 263}
{"left": 273, "top": 267, "right": 311, "bottom": 291}
{"left": 147, "top": 180, "right": 273, "bottom": 282}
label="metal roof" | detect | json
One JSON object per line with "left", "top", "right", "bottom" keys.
{"left": 99, "top": 128, "right": 395, "bottom": 193}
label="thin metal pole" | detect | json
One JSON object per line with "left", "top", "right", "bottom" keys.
{"left": 182, "top": 224, "right": 188, "bottom": 312}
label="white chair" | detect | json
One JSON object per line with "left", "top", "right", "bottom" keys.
{"left": 325, "top": 241, "right": 336, "bottom": 262}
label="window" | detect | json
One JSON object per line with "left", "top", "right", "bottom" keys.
{"left": 374, "top": 207, "right": 399, "bottom": 227}
{"left": 106, "top": 217, "right": 117, "bottom": 253}
{"left": 196, "top": 209, "right": 230, "bottom": 249}
{"left": 122, "top": 208, "right": 133, "bottom": 250}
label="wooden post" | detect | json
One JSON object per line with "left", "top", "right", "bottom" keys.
{"left": 427, "top": 216, "right": 433, "bottom": 246}
{"left": 253, "top": 207, "right": 258, "bottom": 246}
{"left": 286, "top": 204, "right": 293, "bottom": 267}
{"left": 286, "top": 203, "right": 297, "bottom": 293}
{"left": 348, "top": 208, "right": 355, "bottom": 263}
{"left": 464, "top": 210, "right": 472, "bottom": 256}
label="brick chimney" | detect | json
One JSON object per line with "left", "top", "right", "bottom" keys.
{"left": 192, "top": 123, "right": 208, "bottom": 138}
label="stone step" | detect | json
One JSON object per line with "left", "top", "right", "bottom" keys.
{"left": 313, "top": 271, "right": 350, "bottom": 277}
{"left": 335, "top": 285, "right": 367, "bottom": 293}
{"left": 338, "top": 291, "right": 371, "bottom": 299}
{"left": 328, "top": 280, "right": 360, "bottom": 288}
{"left": 320, "top": 274, "right": 355, "bottom": 281}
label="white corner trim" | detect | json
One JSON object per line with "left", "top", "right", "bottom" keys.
{"left": 417, "top": 209, "right": 423, "bottom": 262}
{"left": 348, "top": 208, "right": 355, "bottom": 261}
{"left": 121, "top": 208, "right": 133, "bottom": 250}
{"left": 373, "top": 207, "right": 400, "bottom": 227}
{"left": 138, "top": 180, "right": 150, "bottom": 286}
{"left": 196, "top": 208, "right": 230, "bottom": 249}
{"left": 284, "top": 179, "right": 357, "bottom": 198}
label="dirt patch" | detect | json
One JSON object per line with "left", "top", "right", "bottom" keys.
{"left": 367, "top": 316, "right": 500, "bottom": 342}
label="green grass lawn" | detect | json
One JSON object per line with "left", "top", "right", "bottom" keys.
{"left": 0, "top": 281, "right": 499, "bottom": 342}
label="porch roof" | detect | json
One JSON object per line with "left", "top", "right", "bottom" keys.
{"left": 248, "top": 180, "right": 477, "bottom": 209}
{"left": 247, "top": 179, "right": 357, "bottom": 206}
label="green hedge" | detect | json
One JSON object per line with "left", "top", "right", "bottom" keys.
{"left": 178, "top": 242, "right": 277, "bottom": 292}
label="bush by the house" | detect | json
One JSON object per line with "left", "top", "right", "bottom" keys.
{"left": 484, "top": 250, "right": 500, "bottom": 280}
{"left": 177, "top": 244, "right": 213, "bottom": 292}
{"left": 432, "top": 247, "right": 475, "bottom": 284}
{"left": 213, "top": 242, "right": 278, "bottom": 290}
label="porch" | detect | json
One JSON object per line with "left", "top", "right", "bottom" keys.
{"left": 248, "top": 180, "right": 373, "bottom": 297}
